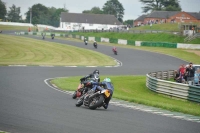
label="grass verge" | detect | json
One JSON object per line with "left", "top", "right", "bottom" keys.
{"left": 71, "top": 32, "right": 200, "bottom": 44}
{"left": 0, "top": 34, "right": 116, "bottom": 66}
{"left": 51, "top": 75, "right": 200, "bottom": 116}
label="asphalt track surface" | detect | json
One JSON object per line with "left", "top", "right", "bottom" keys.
{"left": 0, "top": 31, "right": 199, "bottom": 133}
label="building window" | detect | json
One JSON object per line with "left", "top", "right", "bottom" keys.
{"left": 89, "top": 24, "right": 93, "bottom": 26}
{"left": 65, "top": 22, "right": 70, "bottom": 25}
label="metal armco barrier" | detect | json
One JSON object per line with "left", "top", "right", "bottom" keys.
{"left": 146, "top": 71, "right": 200, "bottom": 103}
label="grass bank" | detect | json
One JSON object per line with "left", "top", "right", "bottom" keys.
{"left": 51, "top": 76, "right": 200, "bottom": 116}
{"left": 131, "top": 23, "right": 180, "bottom": 31}
{"left": 0, "top": 34, "right": 116, "bottom": 66}
{"left": 72, "top": 32, "right": 200, "bottom": 44}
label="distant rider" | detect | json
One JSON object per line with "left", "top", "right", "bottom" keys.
{"left": 112, "top": 46, "right": 117, "bottom": 52}
{"left": 88, "top": 77, "right": 114, "bottom": 109}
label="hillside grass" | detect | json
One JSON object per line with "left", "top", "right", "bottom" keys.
{"left": 52, "top": 76, "right": 200, "bottom": 116}
{"left": 71, "top": 32, "right": 200, "bottom": 44}
{"left": 0, "top": 34, "right": 116, "bottom": 66}
{"left": 131, "top": 23, "right": 180, "bottom": 31}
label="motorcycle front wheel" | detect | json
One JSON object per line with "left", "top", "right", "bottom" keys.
{"left": 76, "top": 96, "right": 84, "bottom": 107}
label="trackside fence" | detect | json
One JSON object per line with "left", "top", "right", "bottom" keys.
{"left": 146, "top": 70, "right": 200, "bottom": 103}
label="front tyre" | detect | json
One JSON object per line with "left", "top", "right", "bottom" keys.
{"left": 89, "top": 95, "right": 104, "bottom": 110}
{"left": 76, "top": 97, "right": 83, "bottom": 107}
{"left": 72, "top": 91, "right": 77, "bottom": 99}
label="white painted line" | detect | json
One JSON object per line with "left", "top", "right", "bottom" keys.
{"left": 65, "top": 66, "right": 77, "bottom": 67}
{"left": 9, "top": 65, "right": 27, "bottom": 67}
{"left": 86, "top": 66, "right": 97, "bottom": 67}
{"left": 173, "top": 116, "right": 185, "bottom": 118}
{"left": 162, "top": 114, "right": 174, "bottom": 116}
{"left": 39, "top": 65, "right": 54, "bottom": 67}
{"left": 153, "top": 112, "right": 163, "bottom": 114}
{"left": 105, "top": 66, "right": 112, "bottom": 67}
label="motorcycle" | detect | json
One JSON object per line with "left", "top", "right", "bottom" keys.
{"left": 72, "top": 79, "right": 94, "bottom": 99}
{"left": 113, "top": 49, "right": 117, "bottom": 55}
{"left": 85, "top": 41, "right": 88, "bottom": 45}
{"left": 76, "top": 88, "right": 111, "bottom": 110}
{"left": 51, "top": 34, "right": 55, "bottom": 39}
{"left": 93, "top": 42, "right": 97, "bottom": 49}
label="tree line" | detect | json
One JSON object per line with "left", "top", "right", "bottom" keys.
{"left": 0, "top": 0, "right": 182, "bottom": 27}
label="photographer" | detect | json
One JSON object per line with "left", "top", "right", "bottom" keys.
{"left": 186, "top": 62, "right": 195, "bottom": 85}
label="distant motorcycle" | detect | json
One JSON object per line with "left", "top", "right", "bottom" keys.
{"left": 85, "top": 41, "right": 88, "bottom": 45}
{"left": 51, "top": 34, "right": 55, "bottom": 39}
{"left": 76, "top": 88, "right": 111, "bottom": 110}
{"left": 112, "top": 47, "right": 117, "bottom": 55}
{"left": 93, "top": 42, "right": 97, "bottom": 49}
{"left": 0, "top": 30, "right": 2, "bottom": 33}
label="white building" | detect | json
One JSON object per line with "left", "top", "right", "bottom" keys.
{"left": 59, "top": 12, "right": 123, "bottom": 30}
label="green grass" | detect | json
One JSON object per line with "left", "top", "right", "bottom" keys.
{"left": 71, "top": 32, "right": 200, "bottom": 44}
{"left": 0, "top": 34, "right": 116, "bottom": 66}
{"left": 0, "top": 25, "right": 36, "bottom": 31}
{"left": 131, "top": 23, "right": 181, "bottom": 31}
{"left": 51, "top": 76, "right": 200, "bottom": 116}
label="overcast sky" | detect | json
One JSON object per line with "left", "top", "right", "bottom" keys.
{"left": 3, "top": 0, "right": 200, "bottom": 20}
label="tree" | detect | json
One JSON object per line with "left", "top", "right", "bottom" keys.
{"left": 123, "top": 19, "right": 134, "bottom": 27}
{"left": 7, "top": 4, "right": 22, "bottom": 22}
{"left": 49, "top": 7, "right": 68, "bottom": 27}
{"left": 0, "top": 0, "right": 6, "bottom": 20}
{"left": 25, "top": 4, "right": 50, "bottom": 24}
{"left": 102, "top": 0, "right": 124, "bottom": 22}
{"left": 139, "top": 0, "right": 181, "bottom": 13}
{"left": 163, "top": 0, "right": 181, "bottom": 11}
{"left": 82, "top": 7, "right": 103, "bottom": 14}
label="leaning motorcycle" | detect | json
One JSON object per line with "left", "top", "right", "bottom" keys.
{"left": 72, "top": 79, "right": 94, "bottom": 99}
{"left": 85, "top": 41, "right": 88, "bottom": 45}
{"left": 113, "top": 49, "right": 117, "bottom": 55}
{"left": 76, "top": 88, "right": 111, "bottom": 110}
{"left": 93, "top": 43, "right": 97, "bottom": 49}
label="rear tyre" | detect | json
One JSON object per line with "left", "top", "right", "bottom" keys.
{"left": 89, "top": 95, "right": 104, "bottom": 110}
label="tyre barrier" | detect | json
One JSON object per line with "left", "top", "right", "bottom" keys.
{"left": 146, "top": 70, "right": 200, "bottom": 103}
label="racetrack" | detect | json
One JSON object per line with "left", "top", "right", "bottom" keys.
{"left": 1, "top": 32, "right": 199, "bottom": 133}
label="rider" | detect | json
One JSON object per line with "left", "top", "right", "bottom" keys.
{"left": 84, "top": 38, "right": 87, "bottom": 42}
{"left": 88, "top": 77, "right": 114, "bottom": 109}
{"left": 77, "top": 69, "right": 100, "bottom": 91}
{"left": 112, "top": 46, "right": 117, "bottom": 52}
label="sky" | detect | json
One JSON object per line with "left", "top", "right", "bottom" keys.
{"left": 3, "top": 0, "right": 200, "bottom": 20}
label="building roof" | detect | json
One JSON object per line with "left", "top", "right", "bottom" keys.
{"left": 60, "top": 12, "right": 122, "bottom": 25}
{"left": 187, "top": 12, "right": 200, "bottom": 20}
{"left": 147, "top": 11, "right": 181, "bottom": 19}
{"left": 135, "top": 15, "right": 147, "bottom": 21}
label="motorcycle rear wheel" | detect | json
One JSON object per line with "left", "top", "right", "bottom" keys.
{"left": 89, "top": 95, "right": 104, "bottom": 110}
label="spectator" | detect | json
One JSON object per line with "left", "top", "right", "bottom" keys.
{"left": 174, "top": 70, "right": 180, "bottom": 82}
{"left": 186, "top": 62, "right": 195, "bottom": 85}
{"left": 179, "top": 64, "right": 186, "bottom": 76}
{"left": 194, "top": 68, "right": 200, "bottom": 85}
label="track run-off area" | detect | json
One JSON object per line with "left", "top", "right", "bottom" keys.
{"left": 0, "top": 31, "right": 199, "bottom": 133}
